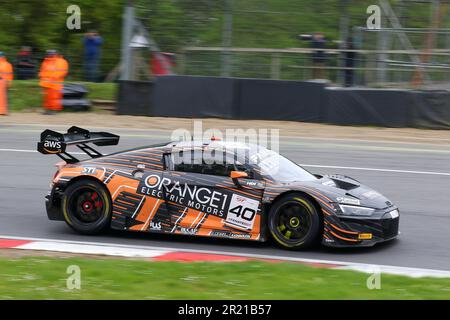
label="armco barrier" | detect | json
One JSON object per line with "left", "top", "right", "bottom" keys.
{"left": 117, "top": 80, "right": 154, "bottom": 116}
{"left": 118, "top": 76, "right": 325, "bottom": 120}
{"left": 237, "top": 78, "right": 325, "bottom": 122}
{"left": 325, "top": 88, "right": 450, "bottom": 129}
{"left": 117, "top": 76, "right": 450, "bottom": 129}
{"left": 151, "top": 76, "right": 238, "bottom": 118}
{"left": 410, "top": 90, "right": 450, "bottom": 129}
{"left": 325, "top": 88, "right": 413, "bottom": 127}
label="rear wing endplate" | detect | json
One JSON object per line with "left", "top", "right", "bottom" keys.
{"left": 37, "top": 126, "right": 120, "bottom": 163}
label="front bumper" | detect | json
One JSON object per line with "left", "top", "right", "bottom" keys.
{"left": 322, "top": 208, "right": 400, "bottom": 247}
{"left": 45, "top": 186, "right": 64, "bottom": 221}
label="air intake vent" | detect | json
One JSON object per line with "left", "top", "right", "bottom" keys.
{"left": 328, "top": 176, "right": 359, "bottom": 191}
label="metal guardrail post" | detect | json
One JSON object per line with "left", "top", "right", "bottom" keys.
{"left": 271, "top": 53, "right": 281, "bottom": 80}
{"left": 338, "top": 0, "right": 350, "bottom": 86}
{"left": 120, "top": 2, "right": 134, "bottom": 81}
{"left": 221, "top": 0, "right": 233, "bottom": 77}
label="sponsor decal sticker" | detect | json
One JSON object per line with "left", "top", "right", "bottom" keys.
{"left": 336, "top": 196, "right": 361, "bottom": 206}
{"left": 210, "top": 230, "right": 252, "bottom": 239}
{"left": 362, "top": 190, "right": 381, "bottom": 199}
{"left": 322, "top": 180, "right": 335, "bottom": 187}
{"left": 180, "top": 227, "right": 198, "bottom": 235}
{"left": 243, "top": 180, "right": 265, "bottom": 188}
{"left": 358, "top": 233, "right": 373, "bottom": 240}
{"left": 225, "top": 194, "right": 259, "bottom": 230}
{"left": 137, "top": 174, "right": 229, "bottom": 218}
{"left": 39, "top": 139, "right": 65, "bottom": 154}
{"left": 44, "top": 140, "right": 62, "bottom": 149}
{"left": 150, "top": 221, "right": 162, "bottom": 231}
{"left": 82, "top": 167, "right": 97, "bottom": 175}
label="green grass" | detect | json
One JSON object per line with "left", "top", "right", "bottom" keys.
{"left": 83, "top": 82, "right": 117, "bottom": 101}
{"left": 7, "top": 80, "right": 117, "bottom": 112}
{"left": 7, "top": 80, "right": 42, "bottom": 111}
{"left": 0, "top": 257, "right": 449, "bottom": 299}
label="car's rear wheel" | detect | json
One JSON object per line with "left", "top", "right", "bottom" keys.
{"left": 268, "top": 193, "right": 322, "bottom": 249}
{"left": 61, "top": 179, "right": 112, "bottom": 234}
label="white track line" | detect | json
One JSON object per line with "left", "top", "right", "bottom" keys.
{"left": 0, "top": 148, "right": 85, "bottom": 155}
{"left": 299, "top": 164, "right": 450, "bottom": 176}
{"left": 19, "top": 241, "right": 171, "bottom": 258}
{"left": 4, "top": 124, "right": 450, "bottom": 145}
{"left": 1, "top": 235, "right": 449, "bottom": 278}
{"left": 0, "top": 148, "right": 37, "bottom": 153}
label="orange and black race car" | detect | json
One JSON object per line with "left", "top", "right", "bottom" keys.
{"left": 38, "top": 127, "right": 400, "bottom": 249}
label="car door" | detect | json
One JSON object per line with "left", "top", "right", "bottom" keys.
{"left": 162, "top": 148, "right": 265, "bottom": 238}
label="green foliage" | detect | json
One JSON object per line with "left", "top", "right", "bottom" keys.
{"left": 7, "top": 80, "right": 42, "bottom": 111}
{"left": 0, "top": 0, "right": 123, "bottom": 79}
{"left": 0, "top": 0, "right": 446, "bottom": 80}
{"left": 0, "top": 0, "right": 221, "bottom": 79}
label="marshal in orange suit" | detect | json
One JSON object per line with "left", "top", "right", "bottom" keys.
{"left": 0, "top": 51, "right": 13, "bottom": 115}
{"left": 39, "top": 50, "right": 68, "bottom": 114}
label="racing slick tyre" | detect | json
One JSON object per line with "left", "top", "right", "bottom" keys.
{"left": 268, "top": 193, "right": 322, "bottom": 249}
{"left": 61, "top": 179, "right": 112, "bottom": 235}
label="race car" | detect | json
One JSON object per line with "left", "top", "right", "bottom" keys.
{"left": 38, "top": 126, "right": 400, "bottom": 249}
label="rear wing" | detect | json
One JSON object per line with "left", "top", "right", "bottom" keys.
{"left": 37, "top": 126, "right": 120, "bottom": 163}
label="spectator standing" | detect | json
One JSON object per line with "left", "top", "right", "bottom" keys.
{"left": 311, "top": 32, "right": 327, "bottom": 79}
{"left": 0, "top": 52, "right": 13, "bottom": 86}
{"left": 299, "top": 32, "right": 328, "bottom": 79}
{"left": 83, "top": 30, "right": 103, "bottom": 82}
{"left": 39, "top": 50, "right": 68, "bottom": 114}
{"left": 15, "top": 46, "right": 36, "bottom": 80}
{"left": 0, "top": 51, "right": 13, "bottom": 115}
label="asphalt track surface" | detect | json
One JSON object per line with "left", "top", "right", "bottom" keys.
{"left": 1, "top": 124, "right": 450, "bottom": 271}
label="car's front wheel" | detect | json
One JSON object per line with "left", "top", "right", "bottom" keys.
{"left": 268, "top": 193, "right": 322, "bottom": 249}
{"left": 61, "top": 179, "right": 112, "bottom": 234}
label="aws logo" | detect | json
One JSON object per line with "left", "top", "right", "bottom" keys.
{"left": 38, "top": 139, "right": 65, "bottom": 154}
{"left": 44, "top": 140, "right": 62, "bottom": 149}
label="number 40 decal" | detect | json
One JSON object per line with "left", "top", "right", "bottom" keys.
{"left": 226, "top": 194, "right": 259, "bottom": 230}
{"left": 229, "top": 205, "right": 256, "bottom": 222}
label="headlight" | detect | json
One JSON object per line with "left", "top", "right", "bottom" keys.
{"left": 338, "top": 204, "right": 375, "bottom": 216}
{"left": 385, "top": 209, "right": 399, "bottom": 219}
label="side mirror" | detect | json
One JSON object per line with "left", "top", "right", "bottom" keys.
{"left": 230, "top": 171, "right": 248, "bottom": 187}
{"left": 230, "top": 171, "right": 248, "bottom": 179}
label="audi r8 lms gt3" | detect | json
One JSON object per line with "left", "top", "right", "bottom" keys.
{"left": 38, "top": 127, "right": 400, "bottom": 249}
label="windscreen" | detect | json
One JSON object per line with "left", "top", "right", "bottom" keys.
{"left": 248, "top": 145, "right": 317, "bottom": 183}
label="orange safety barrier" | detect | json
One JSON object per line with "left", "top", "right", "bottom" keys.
{"left": 0, "top": 78, "right": 7, "bottom": 115}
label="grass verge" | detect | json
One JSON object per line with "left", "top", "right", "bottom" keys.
{"left": 0, "top": 256, "right": 449, "bottom": 299}
{"left": 7, "top": 80, "right": 117, "bottom": 112}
